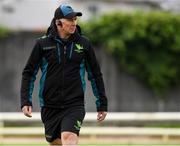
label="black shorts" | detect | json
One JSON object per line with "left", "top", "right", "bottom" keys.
{"left": 41, "top": 106, "right": 86, "bottom": 142}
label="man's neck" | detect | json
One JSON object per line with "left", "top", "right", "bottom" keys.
{"left": 58, "top": 30, "right": 70, "bottom": 39}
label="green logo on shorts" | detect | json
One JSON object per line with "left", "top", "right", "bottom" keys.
{"left": 74, "top": 120, "right": 82, "bottom": 131}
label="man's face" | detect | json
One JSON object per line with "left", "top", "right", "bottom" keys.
{"left": 60, "top": 17, "right": 77, "bottom": 34}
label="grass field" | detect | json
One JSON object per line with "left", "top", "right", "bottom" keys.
{"left": 1, "top": 135, "right": 180, "bottom": 146}
{"left": 2, "top": 140, "right": 180, "bottom": 146}
{"left": 1, "top": 138, "right": 180, "bottom": 146}
{"left": 1, "top": 144, "right": 180, "bottom": 146}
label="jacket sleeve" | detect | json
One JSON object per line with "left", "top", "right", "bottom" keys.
{"left": 85, "top": 41, "right": 108, "bottom": 112}
{"left": 20, "top": 40, "right": 42, "bottom": 109}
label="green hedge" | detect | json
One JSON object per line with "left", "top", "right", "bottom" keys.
{"left": 81, "top": 11, "right": 180, "bottom": 97}
{"left": 0, "top": 26, "right": 11, "bottom": 39}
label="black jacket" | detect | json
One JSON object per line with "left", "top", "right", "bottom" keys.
{"left": 21, "top": 19, "right": 107, "bottom": 111}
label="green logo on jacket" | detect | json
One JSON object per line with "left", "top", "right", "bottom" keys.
{"left": 75, "top": 44, "right": 84, "bottom": 53}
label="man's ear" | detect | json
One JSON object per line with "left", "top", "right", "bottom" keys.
{"left": 57, "top": 21, "right": 62, "bottom": 26}
{"left": 56, "top": 20, "right": 62, "bottom": 26}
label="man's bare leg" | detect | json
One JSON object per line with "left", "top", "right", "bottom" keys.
{"left": 61, "top": 131, "right": 78, "bottom": 146}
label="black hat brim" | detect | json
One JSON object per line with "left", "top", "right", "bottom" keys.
{"left": 65, "top": 12, "right": 82, "bottom": 19}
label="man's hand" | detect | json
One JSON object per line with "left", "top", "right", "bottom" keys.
{"left": 22, "top": 106, "right": 32, "bottom": 117}
{"left": 97, "top": 111, "right": 107, "bottom": 122}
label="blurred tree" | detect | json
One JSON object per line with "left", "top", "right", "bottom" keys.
{"left": 81, "top": 11, "right": 180, "bottom": 99}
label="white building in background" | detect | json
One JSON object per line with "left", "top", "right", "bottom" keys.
{"left": 0, "top": 0, "right": 180, "bottom": 30}
{"left": 0, "top": 0, "right": 89, "bottom": 30}
{"left": 0, "top": 0, "right": 60, "bottom": 30}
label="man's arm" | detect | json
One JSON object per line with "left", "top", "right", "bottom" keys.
{"left": 20, "top": 40, "right": 42, "bottom": 116}
{"left": 85, "top": 40, "right": 108, "bottom": 121}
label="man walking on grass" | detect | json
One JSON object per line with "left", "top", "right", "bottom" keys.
{"left": 21, "top": 4, "right": 108, "bottom": 146}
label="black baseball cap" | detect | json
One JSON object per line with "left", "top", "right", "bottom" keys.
{"left": 54, "top": 5, "right": 82, "bottom": 19}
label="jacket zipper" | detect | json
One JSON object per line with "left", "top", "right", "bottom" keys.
{"left": 69, "top": 42, "right": 73, "bottom": 59}
{"left": 57, "top": 43, "right": 61, "bottom": 64}
{"left": 62, "top": 45, "right": 67, "bottom": 100}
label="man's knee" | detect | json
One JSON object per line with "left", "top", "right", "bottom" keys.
{"left": 50, "top": 138, "right": 62, "bottom": 146}
{"left": 61, "top": 131, "right": 78, "bottom": 145}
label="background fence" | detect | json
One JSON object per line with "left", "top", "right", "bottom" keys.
{"left": 1, "top": 112, "right": 180, "bottom": 145}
